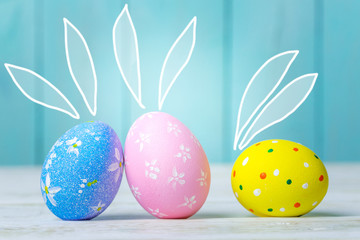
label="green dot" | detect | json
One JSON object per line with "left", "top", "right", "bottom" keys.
{"left": 268, "top": 149, "right": 273, "bottom": 153}
{"left": 314, "top": 154, "right": 319, "bottom": 159}
{"left": 268, "top": 208, "right": 273, "bottom": 212}
{"left": 239, "top": 185, "right": 243, "bottom": 190}
{"left": 287, "top": 179, "right": 292, "bottom": 185}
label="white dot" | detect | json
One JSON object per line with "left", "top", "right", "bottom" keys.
{"left": 235, "top": 192, "right": 239, "bottom": 198}
{"left": 253, "top": 189, "right": 261, "bottom": 196}
{"left": 78, "top": 190, "right": 83, "bottom": 194}
{"left": 302, "top": 183, "right": 309, "bottom": 189}
{"left": 272, "top": 140, "right": 278, "bottom": 143}
{"left": 280, "top": 208, "right": 285, "bottom": 212}
{"left": 80, "top": 184, "right": 85, "bottom": 188}
{"left": 82, "top": 179, "right": 87, "bottom": 183}
{"left": 273, "top": 169, "right": 280, "bottom": 176}
{"left": 304, "top": 162, "right": 309, "bottom": 168}
{"left": 312, "top": 201, "right": 318, "bottom": 206}
{"left": 242, "top": 157, "right": 249, "bottom": 166}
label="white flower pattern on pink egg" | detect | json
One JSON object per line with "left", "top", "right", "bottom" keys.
{"left": 129, "top": 124, "right": 137, "bottom": 137}
{"left": 145, "top": 159, "right": 160, "bottom": 180}
{"left": 197, "top": 169, "right": 208, "bottom": 186}
{"left": 148, "top": 207, "right": 167, "bottom": 218}
{"left": 175, "top": 144, "right": 191, "bottom": 163}
{"left": 167, "top": 122, "right": 181, "bottom": 137}
{"left": 139, "top": 112, "right": 157, "bottom": 120}
{"left": 135, "top": 132, "right": 150, "bottom": 152}
{"left": 191, "top": 134, "right": 201, "bottom": 148}
{"left": 131, "top": 185, "right": 141, "bottom": 199}
{"left": 124, "top": 155, "right": 129, "bottom": 166}
{"left": 168, "top": 167, "right": 185, "bottom": 189}
{"left": 178, "top": 195, "right": 197, "bottom": 209}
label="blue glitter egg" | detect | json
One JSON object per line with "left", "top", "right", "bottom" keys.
{"left": 40, "top": 121, "right": 124, "bottom": 220}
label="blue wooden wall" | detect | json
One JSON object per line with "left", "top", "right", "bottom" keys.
{"left": 0, "top": 0, "right": 358, "bottom": 165}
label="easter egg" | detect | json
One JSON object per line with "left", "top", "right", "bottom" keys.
{"left": 231, "top": 139, "right": 328, "bottom": 217}
{"left": 40, "top": 121, "right": 124, "bottom": 220}
{"left": 125, "top": 112, "right": 210, "bottom": 219}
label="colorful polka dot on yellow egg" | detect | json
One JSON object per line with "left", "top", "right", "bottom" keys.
{"left": 231, "top": 139, "right": 329, "bottom": 217}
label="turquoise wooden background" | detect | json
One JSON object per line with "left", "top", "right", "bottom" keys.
{"left": 0, "top": 0, "right": 358, "bottom": 165}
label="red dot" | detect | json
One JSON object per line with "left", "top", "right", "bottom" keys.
{"left": 294, "top": 202, "right": 301, "bottom": 208}
{"left": 260, "top": 172, "right": 267, "bottom": 179}
{"left": 256, "top": 143, "right": 261, "bottom": 146}
{"left": 293, "top": 148, "right": 299, "bottom": 152}
{"left": 249, "top": 209, "right": 254, "bottom": 213}
{"left": 233, "top": 170, "right": 236, "bottom": 177}
{"left": 319, "top": 175, "right": 324, "bottom": 181}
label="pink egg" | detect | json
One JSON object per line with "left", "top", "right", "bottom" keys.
{"left": 125, "top": 112, "right": 211, "bottom": 219}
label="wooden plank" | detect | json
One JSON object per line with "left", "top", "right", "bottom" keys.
{"left": 0, "top": 164, "right": 359, "bottom": 239}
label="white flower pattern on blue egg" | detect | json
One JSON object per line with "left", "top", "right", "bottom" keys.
{"left": 91, "top": 201, "right": 106, "bottom": 213}
{"left": 41, "top": 173, "right": 61, "bottom": 206}
{"left": 108, "top": 148, "right": 123, "bottom": 182}
{"left": 66, "top": 137, "right": 82, "bottom": 157}
{"left": 45, "top": 152, "right": 56, "bottom": 170}
{"left": 78, "top": 179, "right": 87, "bottom": 194}
{"left": 50, "top": 140, "right": 63, "bottom": 153}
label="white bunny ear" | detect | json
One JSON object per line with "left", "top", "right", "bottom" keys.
{"left": 158, "top": 17, "right": 197, "bottom": 110}
{"left": 238, "top": 73, "right": 317, "bottom": 150}
{"left": 64, "top": 18, "right": 97, "bottom": 116}
{"left": 233, "top": 50, "right": 298, "bottom": 150}
{"left": 5, "top": 63, "right": 80, "bottom": 119}
{"left": 113, "top": 4, "right": 145, "bottom": 109}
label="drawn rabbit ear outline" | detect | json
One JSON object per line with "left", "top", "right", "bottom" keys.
{"left": 64, "top": 17, "right": 98, "bottom": 116}
{"left": 4, "top": 63, "right": 80, "bottom": 119}
{"left": 233, "top": 50, "right": 299, "bottom": 150}
{"left": 234, "top": 51, "right": 317, "bottom": 150}
{"left": 113, "top": 4, "right": 145, "bottom": 109}
{"left": 158, "top": 17, "right": 197, "bottom": 110}
{"left": 238, "top": 73, "right": 317, "bottom": 150}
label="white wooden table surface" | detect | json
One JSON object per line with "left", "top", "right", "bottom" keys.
{"left": 0, "top": 163, "right": 360, "bottom": 240}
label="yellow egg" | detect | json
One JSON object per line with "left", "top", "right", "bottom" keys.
{"left": 231, "top": 139, "right": 328, "bottom": 217}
